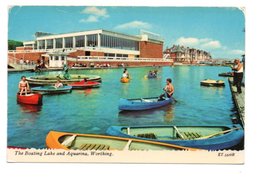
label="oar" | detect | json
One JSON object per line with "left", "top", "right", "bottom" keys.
{"left": 123, "top": 140, "right": 132, "bottom": 150}
{"left": 173, "top": 126, "right": 184, "bottom": 139}
{"left": 195, "top": 127, "right": 240, "bottom": 140}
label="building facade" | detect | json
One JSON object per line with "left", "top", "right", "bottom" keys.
{"left": 9, "top": 29, "right": 165, "bottom": 67}
{"left": 164, "top": 45, "right": 212, "bottom": 64}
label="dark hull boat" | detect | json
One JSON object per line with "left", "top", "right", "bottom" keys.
{"left": 200, "top": 79, "right": 225, "bottom": 87}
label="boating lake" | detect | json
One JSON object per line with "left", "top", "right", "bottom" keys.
{"left": 8, "top": 66, "right": 237, "bottom": 148}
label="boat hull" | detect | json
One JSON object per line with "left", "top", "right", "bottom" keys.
{"left": 46, "top": 131, "right": 199, "bottom": 151}
{"left": 200, "top": 79, "right": 225, "bottom": 87}
{"left": 68, "top": 81, "right": 101, "bottom": 89}
{"left": 119, "top": 97, "right": 174, "bottom": 111}
{"left": 27, "top": 74, "right": 101, "bottom": 86}
{"left": 31, "top": 86, "right": 72, "bottom": 94}
{"left": 17, "top": 93, "right": 43, "bottom": 105}
{"left": 106, "top": 124, "right": 244, "bottom": 150}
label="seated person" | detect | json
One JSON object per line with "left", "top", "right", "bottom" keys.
{"left": 54, "top": 79, "right": 63, "bottom": 88}
{"left": 18, "top": 76, "right": 30, "bottom": 95}
{"left": 159, "top": 78, "right": 174, "bottom": 100}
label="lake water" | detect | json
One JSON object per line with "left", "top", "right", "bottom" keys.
{"left": 8, "top": 66, "right": 236, "bottom": 148}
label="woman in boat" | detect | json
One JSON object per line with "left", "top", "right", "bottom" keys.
{"left": 159, "top": 78, "right": 174, "bottom": 100}
{"left": 122, "top": 68, "right": 129, "bottom": 78}
{"left": 54, "top": 79, "right": 63, "bottom": 88}
{"left": 18, "top": 76, "right": 30, "bottom": 95}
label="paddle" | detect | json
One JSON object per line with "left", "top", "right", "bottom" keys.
{"left": 123, "top": 140, "right": 132, "bottom": 150}
{"left": 195, "top": 127, "right": 240, "bottom": 140}
{"left": 173, "top": 126, "right": 184, "bottom": 139}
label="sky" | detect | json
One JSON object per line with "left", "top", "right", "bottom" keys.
{"left": 8, "top": 6, "right": 245, "bottom": 59}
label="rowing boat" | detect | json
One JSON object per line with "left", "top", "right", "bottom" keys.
{"left": 68, "top": 81, "right": 101, "bottom": 89}
{"left": 106, "top": 124, "right": 244, "bottom": 150}
{"left": 119, "top": 96, "right": 174, "bottom": 111}
{"left": 46, "top": 131, "right": 199, "bottom": 151}
{"left": 26, "top": 74, "right": 101, "bottom": 86}
{"left": 31, "top": 85, "right": 72, "bottom": 94}
{"left": 218, "top": 72, "right": 234, "bottom": 77}
{"left": 120, "top": 77, "right": 130, "bottom": 83}
{"left": 200, "top": 79, "right": 225, "bottom": 87}
{"left": 17, "top": 93, "right": 43, "bottom": 105}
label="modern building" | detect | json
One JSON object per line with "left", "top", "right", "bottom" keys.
{"left": 9, "top": 29, "right": 168, "bottom": 68}
{"left": 164, "top": 45, "right": 212, "bottom": 64}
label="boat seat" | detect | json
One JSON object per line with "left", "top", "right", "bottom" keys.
{"left": 141, "top": 99, "right": 153, "bottom": 103}
{"left": 79, "top": 143, "right": 110, "bottom": 150}
{"left": 181, "top": 132, "right": 202, "bottom": 140}
{"left": 136, "top": 133, "right": 157, "bottom": 139}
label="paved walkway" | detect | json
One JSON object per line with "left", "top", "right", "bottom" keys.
{"left": 228, "top": 78, "right": 245, "bottom": 127}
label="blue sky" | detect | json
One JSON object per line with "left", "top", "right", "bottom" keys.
{"left": 8, "top": 6, "right": 245, "bottom": 59}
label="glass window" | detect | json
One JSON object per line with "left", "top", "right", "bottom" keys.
{"left": 55, "top": 38, "right": 63, "bottom": 48}
{"left": 75, "top": 35, "right": 85, "bottom": 47}
{"left": 65, "top": 37, "right": 73, "bottom": 48}
{"left": 55, "top": 56, "right": 59, "bottom": 60}
{"left": 46, "top": 39, "right": 53, "bottom": 49}
{"left": 87, "top": 34, "right": 97, "bottom": 47}
{"left": 38, "top": 40, "right": 45, "bottom": 49}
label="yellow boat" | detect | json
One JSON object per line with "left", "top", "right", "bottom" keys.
{"left": 46, "top": 131, "right": 199, "bottom": 151}
{"left": 120, "top": 77, "right": 130, "bottom": 83}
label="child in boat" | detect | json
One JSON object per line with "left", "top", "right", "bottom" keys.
{"left": 54, "top": 79, "right": 63, "bottom": 88}
{"left": 19, "top": 76, "right": 30, "bottom": 95}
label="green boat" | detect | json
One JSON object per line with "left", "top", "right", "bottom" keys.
{"left": 27, "top": 74, "right": 102, "bottom": 86}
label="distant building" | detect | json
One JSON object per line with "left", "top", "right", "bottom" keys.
{"left": 9, "top": 29, "right": 168, "bottom": 68}
{"left": 164, "top": 45, "right": 212, "bottom": 64}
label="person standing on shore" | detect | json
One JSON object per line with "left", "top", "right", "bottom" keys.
{"left": 232, "top": 59, "right": 244, "bottom": 94}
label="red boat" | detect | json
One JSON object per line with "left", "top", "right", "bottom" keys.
{"left": 68, "top": 80, "right": 101, "bottom": 89}
{"left": 17, "top": 93, "right": 43, "bottom": 105}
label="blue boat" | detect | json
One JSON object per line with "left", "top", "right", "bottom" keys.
{"left": 106, "top": 124, "right": 244, "bottom": 150}
{"left": 31, "top": 85, "right": 72, "bottom": 94}
{"left": 119, "top": 96, "right": 174, "bottom": 111}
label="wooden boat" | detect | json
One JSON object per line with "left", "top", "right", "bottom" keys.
{"left": 31, "top": 85, "right": 72, "bottom": 94}
{"left": 68, "top": 81, "right": 101, "bottom": 89}
{"left": 46, "top": 131, "right": 199, "bottom": 151}
{"left": 106, "top": 124, "right": 244, "bottom": 150}
{"left": 17, "top": 93, "right": 42, "bottom": 105}
{"left": 26, "top": 74, "right": 101, "bottom": 86}
{"left": 120, "top": 77, "right": 130, "bottom": 83}
{"left": 119, "top": 97, "right": 174, "bottom": 111}
{"left": 200, "top": 79, "right": 225, "bottom": 87}
{"left": 218, "top": 72, "right": 234, "bottom": 77}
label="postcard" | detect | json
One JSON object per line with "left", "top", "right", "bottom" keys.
{"left": 7, "top": 6, "right": 245, "bottom": 163}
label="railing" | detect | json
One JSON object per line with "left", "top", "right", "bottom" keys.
{"left": 73, "top": 56, "right": 172, "bottom": 62}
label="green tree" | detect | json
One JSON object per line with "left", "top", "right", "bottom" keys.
{"left": 8, "top": 40, "right": 23, "bottom": 50}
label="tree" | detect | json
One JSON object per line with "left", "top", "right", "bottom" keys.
{"left": 8, "top": 40, "right": 23, "bottom": 50}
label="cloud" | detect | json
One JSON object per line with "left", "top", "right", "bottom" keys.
{"left": 80, "top": 15, "right": 98, "bottom": 23}
{"left": 176, "top": 37, "right": 222, "bottom": 50}
{"left": 80, "top": 7, "right": 109, "bottom": 23}
{"left": 229, "top": 49, "right": 245, "bottom": 55}
{"left": 115, "top": 21, "right": 152, "bottom": 30}
{"left": 81, "top": 7, "right": 109, "bottom": 17}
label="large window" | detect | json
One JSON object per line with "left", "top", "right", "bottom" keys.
{"left": 55, "top": 38, "right": 63, "bottom": 48}
{"left": 100, "top": 34, "right": 139, "bottom": 51}
{"left": 46, "top": 39, "right": 53, "bottom": 49}
{"left": 38, "top": 40, "right": 45, "bottom": 49}
{"left": 65, "top": 37, "right": 73, "bottom": 48}
{"left": 87, "top": 34, "right": 97, "bottom": 47}
{"left": 75, "top": 35, "right": 85, "bottom": 47}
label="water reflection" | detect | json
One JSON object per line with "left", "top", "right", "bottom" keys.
{"left": 19, "top": 104, "right": 42, "bottom": 113}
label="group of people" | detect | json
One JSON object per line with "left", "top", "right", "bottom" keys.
{"left": 121, "top": 68, "right": 174, "bottom": 100}
{"left": 18, "top": 76, "right": 64, "bottom": 95}
{"left": 148, "top": 70, "right": 158, "bottom": 78}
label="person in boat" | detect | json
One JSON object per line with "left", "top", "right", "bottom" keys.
{"left": 231, "top": 59, "right": 244, "bottom": 94}
{"left": 54, "top": 79, "right": 63, "bottom": 88}
{"left": 18, "top": 76, "right": 30, "bottom": 95}
{"left": 122, "top": 68, "right": 129, "bottom": 78}
{"left": 159, "top": 78, "right": 174, "bottom": 100}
